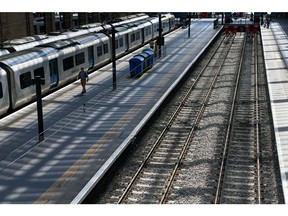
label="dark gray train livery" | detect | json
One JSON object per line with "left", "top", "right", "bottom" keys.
{"left": 0, "top": 13, "right": 175, "bottom": 117}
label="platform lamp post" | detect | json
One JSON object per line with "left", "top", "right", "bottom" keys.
{"left": 188, "top": 13, "right": 191, "bottom": 38}
{"left": 32, "top": 76, "right": 45, "bottom": 142}
{"left": 157, "top": 13, "right": 164, "bottom": 59}
{"left": 110, "top": 23, "right": 116, "bottom": 90}
{"left": 102, "top": 21, "right": 117, "bottom": 91}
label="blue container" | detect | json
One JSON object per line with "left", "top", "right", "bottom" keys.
{"left": 129, "top": 55, "right": 144, "bottom": 77}
{"left": 136, "top": 52, "right": 149, "bottom": 71}
{"left": 129, "top": 48, "right": 155, "bottom": 77}
{"left": 142, "top": 49, "right": 154, "bottom": 68}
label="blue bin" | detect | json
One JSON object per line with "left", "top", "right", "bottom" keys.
{"left": 136, "top": 52, "right": 149, "bottom": 71}
{"left": 142, "top": 49, "right": 154, "bottom": 68}
{"left": 129, "top": 55, "right": 145, "bottom": 77}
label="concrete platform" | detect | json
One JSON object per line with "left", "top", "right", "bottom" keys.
{"left": 261, "top": 17, "right": 288, "bottom": 203}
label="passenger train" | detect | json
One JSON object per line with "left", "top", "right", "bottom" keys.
{"left": 0, "top": 13, "right": 175, "bottom": 117}
{"left": 0, "top": 13, "right": 149, "bottom": 57}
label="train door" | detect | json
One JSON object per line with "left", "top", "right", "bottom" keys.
{"left": 169, "top": 18, "right": 172, "bottom": 30}
{"left": 0, "top": 69, "right": 10, "bottom": 116}
{"left": 49, "top": 58, "right": 59, "bottom": 89}
{"left": 88, "top": 46, "right": 94, "bottom": 69}
{"left": 125, "top": 34, "right": 129, "bottom": 51}
{"left": 0, "top": 64, "right": 14, "bottom": 113}
{"left": 141, "top": 28, "right": 145, "bottom": 44}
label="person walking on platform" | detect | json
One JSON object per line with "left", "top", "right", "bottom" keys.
{"left": 266, "top": 14, "right": 270, "bottom": 28}
{"left": 263, "top": 13, "right": 270, "bottom": 28}
{"left": 78, "top": 67, "right": 89, "bottom": 94}
{"left": 149, "top": 40, "right": 154, "bottom": 50}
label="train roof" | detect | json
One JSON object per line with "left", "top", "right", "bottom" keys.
{"left": 0, "top": 49, "right": 10, "bottom": 56}
{"left": 1, "top": 34, "right": 68, "bottom": 52}
{"left": 116, "top": 14, "right": 149, "bottom": 25}
{"left": 2, "top": 35, "right": 48, "bottom": 46}
{"left": 69, "top": 33, "right": 108, "bottom": 44}
{"left": 79, "top": 22, "right": 102, "bottom": 30}
{"left": 0, "top": 47, "right": 57, "bottom": 69}
{"left": 0, "top": 67, "right": 6, "bottom": 76}
{"left": 36, "top": 39, "right": 80, "bottom": 50}
{"left": 131, "top": 20, "right": 151, "bottom": 28}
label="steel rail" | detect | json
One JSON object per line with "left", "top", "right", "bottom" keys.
{"left": 213, "top": 33, "right": 247, "bottom": 204}
{"left": 254, "top": 34, "right": 261, "bottom": 204}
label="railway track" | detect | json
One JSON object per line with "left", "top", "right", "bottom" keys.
{"left": 212, "top": 32, "right": 284, "bottom": 204}
{"left": 91, "top": 32, "right": 284, "bottom": 204}
{"left": 213, "top": 33, "right": 261, "bottom": 204}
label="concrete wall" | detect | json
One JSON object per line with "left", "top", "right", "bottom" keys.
{"left": 0, "top": 12, "right": 32, "bottom": 43}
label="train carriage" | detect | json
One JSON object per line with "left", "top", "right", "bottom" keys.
{"left": 0, "top": 47, "right": 58, "bottom": 110}
{"left": 0, "top": 68, "right": 9, "bottom": 116}
{"left": 168, "top": 14, "right": 176, "bottom": 31}
{"left": 114, "top": 32, "right": 128, "bottom": 55}
{"left": 150, "top": 18, "right": 160, "bottom": 38}
{"left": 134, "top": 20, "right": 153, "bottom": 44}
{"left": 162, "top": 13, "right": 175, "bottom": 33}
{"left": 41, "top": 40, "right": 84, "bottom": 87}
{"left": 128, "top": 27, "right": 143, "bottom": 49}
{"left": 112, "top": 25, "right": 143, "bottom": 53}
{"left": 146, "top": 14, "right": 175, "bottom": 39}
{"left": 38, "top": 33, "right": 111, "bottom": 88}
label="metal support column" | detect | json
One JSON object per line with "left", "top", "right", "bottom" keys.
{"left": 110, "top": 24, "right": 116, "bottom": 90}
{"left": 188, "top": 13, "right": 191, "bottom": 38}
{"left": 158, "top": 13, "right": 162, "bottom": 58}
{"left": 32, "top": 76, "right": 45, "bottom": 142}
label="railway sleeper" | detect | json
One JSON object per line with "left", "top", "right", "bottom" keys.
{"left": 222, "top": 188, "right": 255, "bottom": 196}
{"left": 221, "top": 195, "right": 255, "bottom": 203}
{"left": 221, "top": 182, "right": 255, "bottom": 190}
{"left": 138, "top": 177, "right": 167, "bottom": 182}
{"left": 134, "top": 183, "right": 164, "bottom": 189}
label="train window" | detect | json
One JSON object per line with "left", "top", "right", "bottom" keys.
{"left": 63, "top": 56, "right": 74, "bottom": 71}
{"left": 75, "top": 52, "right": 85, "bottom": 66}
{"left": 34, "top": 67, "right": 45, "bottom": 85}
{"left": 103, "top": 43, "right": 109, "bottom": 54}
{"left": 145, "top": 28, "right": 151, "bottom": 36}
{"left": 20, "top": 72, "right": 32, "bottom": 89}
{"left": 136, "top": 32, "right": 140, "bottom": 40}
{"left": 0, "top": 82, "right": 3, "bottom": 99}
{"left": 34, "top": 67, "right": 44, "bottom": 78}
{"left": 115, "top": 40, "right": 119, "bottom": 49}
{"left": 155, "top": 24, "right": 159, "bottom": 32}
{"left": 119, "top": 38, "right": 124, "bottom": 47}
{"left": 97, "top": 46, "right": 102, "bottom": 57}
{"left": 131, "top": 34, "right": 135, "bottom": 43}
